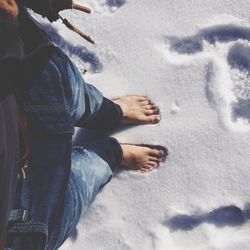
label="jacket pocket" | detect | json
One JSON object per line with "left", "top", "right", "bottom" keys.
{"left": 24, "top": 104, "right": 74, "bottom": 136}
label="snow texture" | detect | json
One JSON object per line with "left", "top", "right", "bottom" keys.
{"left": 36, "top": 0, "right": 250, "bottom": 249}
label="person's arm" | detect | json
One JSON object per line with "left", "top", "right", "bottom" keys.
{"left": 0, "top": 1, "right": 20, "bottom": 239}
{"left": 17, "top": 0, "right": 72, "bottom": 21}
{"left": 5, "top": 134, "right": 73, "bottom": 250}
{"left": 0, "top": 58, "right": 24, "bottom": 101}
{"left": 0, "top": 95, "right": 19, "bottom": 240}
{"left": 0, "top": 0, "right": 24, "bottom": 101}
{"left": 0, "top": 44, "right": 55, "bottom": 103}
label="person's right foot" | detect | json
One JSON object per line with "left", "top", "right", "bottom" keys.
{"left": 113, "top": 95, "right": 160, "bottom": 125}
{"left": 120, "top": 144, "right": 167, "bottom": 173}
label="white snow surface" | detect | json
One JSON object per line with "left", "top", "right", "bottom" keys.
{"left": 37, "top": 1, "right": 250, "bottom": 249}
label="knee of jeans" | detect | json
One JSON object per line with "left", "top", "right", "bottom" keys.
{"left": 71, "top": 148, "right": 112, "bottom": 188}
{"left": 97, "top": 162, "right": 113, "bottom": 188}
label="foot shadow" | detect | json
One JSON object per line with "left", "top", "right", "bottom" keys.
{"left": 168, "top": 35, "right": 203, "bottom": 55}
{"left": 69, "top": 228, "right": 78, "bottom": 242}
{"left": 202, "top": 25, "right": 250, "bottom": 44}
{"left": 167, "top": 24, "right": 250, "bottom": 55}
{"left": 165, "top": 24, "right": 250, "bottom": 128}
{"left": 232, "top": 99, "right": 250, "bottom": 123}
{"left": 228, "top": 43, "right": 250, "bottom": 73}
{"left": 73, "top": 124, "right": 136, "bottom": 147}
{"left": 40, "top": 23, "right": 103, "bottom": 73}
{"left": 164, "top": 204, "right": 250, "bottom": 232}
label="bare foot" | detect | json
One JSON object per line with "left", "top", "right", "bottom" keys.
{"left": 113, "top": 96, "right": 160, "bottom": 125}
{"left": 120, "top": 144, "right": 167, "bottom": 173}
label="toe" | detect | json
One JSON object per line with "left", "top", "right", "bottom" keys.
{"left": 149, "top": 157, "right": 161, "bottom": 162}
{"left": 134, "top": 95, "right": 148, "bottom": 102}
{"left": 147, "top": 161, "right": 159, "bottom": 168}
{"left": 145, "top": 115, "right": 161, "bottom": 124}
{"left": 145, "top": 109, "right": 159, "bottom": 116}
{"left": 149, "top": 149, "right": 164, "bottom": 157}
{"left": 141, "top": 100, "right": 150, "bottom": 106}
{"left": 139, "top": 166, "right": 151, "bottom": 173}
{"left": 151, "top": 104, "right": 159, "bottom": 110}
{"left": 143, "top": 164, "right": 155, "bottom": 171}
{"left": 140, "top": 169, "right": 150, "bottom": 173}
{"left": 147, "top": 104, "right": 159, "bottom": 111}
{"left": 144, "top": 104, "right": 152, "bottom": 110}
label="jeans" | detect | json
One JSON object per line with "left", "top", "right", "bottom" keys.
{"left": 49, "top": 139, "right": 120, "bottom": 250}
{"left": 50, "top": 47, "right": 123, "bottom": 249}
{"left": 6, "top": 46, "right": 123, "bottom": 250}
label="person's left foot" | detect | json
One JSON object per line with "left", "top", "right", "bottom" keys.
{"left": 120, "top": 144, "right": 167, "bottom": 173}
{"left": 113, "top": 95, "right": 160, "bottom": 125}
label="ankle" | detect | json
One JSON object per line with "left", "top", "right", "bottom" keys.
{"left": 120, "top": 144, "right": 136, "bottom": 166}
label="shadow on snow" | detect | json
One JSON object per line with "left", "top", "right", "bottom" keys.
{"left": 165, "top": 204, "right": 250, "bottom": 232}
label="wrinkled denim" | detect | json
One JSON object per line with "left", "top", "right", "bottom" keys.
{"left": 48, "top": 141, "right": 117, "bottom": 250}
{"left": 5, "top": 46, "right": 123, "bottom": 250}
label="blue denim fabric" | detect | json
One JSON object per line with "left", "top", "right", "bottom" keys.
{"left": 48, "top": 143, "right": 115, "bottom": 250}
{"left": 5, "top": 46, "right": 122, "bottom": 250}
{"left": 20, "top": 46, "right": 104, "bottom": 136}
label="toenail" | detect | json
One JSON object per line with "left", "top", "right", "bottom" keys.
{"left": 155, "top": 116, "right": 161, "bottom": 122}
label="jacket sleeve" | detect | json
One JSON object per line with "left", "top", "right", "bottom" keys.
{"left": 0, "top": 58, "right": 23, "bottom": 101}
{"left": 17, "top": 0, "right": 73, "bottom": 22}
{"left": 0, "top": 43, "right": 54, "bottom": 102}
{"left": 0, "top": 95, "right": 19, "bottom": 239}
{"left": 0, "top": 15, "right": 24, "bottom": 101}
{"left": 6, "top": 134, "right": 73, "bottom": 250}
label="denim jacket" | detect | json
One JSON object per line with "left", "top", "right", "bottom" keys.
{"left": 5, "top": 49, "right": 75, "bottom": 250}
{"left": 4, "top": 40, "right": 108, "bottom": 249}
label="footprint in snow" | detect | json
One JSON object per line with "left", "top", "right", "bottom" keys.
{"left": 170, "top": 99, "right": 180, "bottom": 115}
{"left": 163, "top": 204, "right": 250, "bottom": 232}
{"left": 162, "top": 22, "right": 250, "bottom": 131}
{"left": 228, "top": 44, "right": 250, "bottom": 122}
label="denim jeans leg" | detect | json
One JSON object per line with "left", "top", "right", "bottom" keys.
{"left": 48, "top": 136, "right": 123, "bottom": 249}
{"left": 76, "top": 97, "right": 123, "bottom": 129}
{"left": 54, "top": 48, "right": 123, "bottom": 129}
{"left": 48, "top": 145, "right": 114, "bottom": 249}
{"left": 71, "top": 147, "right": 112, "bottom": 205}
{"left": 51, "top": 47, "right": 103, "bottom": 125}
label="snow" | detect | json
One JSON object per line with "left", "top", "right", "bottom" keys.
{"left": 37, "top": 0, "right": 250, "bottom": 249}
